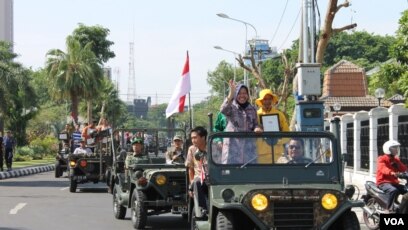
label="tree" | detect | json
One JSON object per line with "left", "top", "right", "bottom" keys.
{"left": 71, "top": 24, "right": 116, "bottom": 122}
{"left": 72, "top": 23, "right": 115, "bottom": 64}
{"left": 315, "top": 0, "right": 357, "bottom": 64}
{"left": 207, "top": 61, "right": 243, "bottom": 97}
{"left": 0, "top": 41, "right": 37, "bottom": 145}
{"left": 324, "top": 31, "right": 395, "bottom": 69}
{"left": 369, "top": 10, "right": 408, "bottom": 105}
{"left": 46, "top": 35, "right": 100, "bottom": 124}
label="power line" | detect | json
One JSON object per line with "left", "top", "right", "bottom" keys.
{"left": 278, "top": 8, "right": 301, "bottom": 51}
{"left": 270, "top": 0, "right": 289, "bottom": 46}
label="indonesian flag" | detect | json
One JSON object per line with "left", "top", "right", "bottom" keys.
{"left": 165, "top": 52, "right": 191, "bottom": 118}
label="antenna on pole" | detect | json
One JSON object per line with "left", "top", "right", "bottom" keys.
{"left": 127, "top": 24, "right": 136, "bottom": 102}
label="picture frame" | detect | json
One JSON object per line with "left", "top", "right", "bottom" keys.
{"left": 260, "top": 114, "right": 281, "bottom": 132}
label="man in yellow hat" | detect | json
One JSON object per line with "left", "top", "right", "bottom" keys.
{"left": 255, "top": 89, "right": 289, "bottom": 163}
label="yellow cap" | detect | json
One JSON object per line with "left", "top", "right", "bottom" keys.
{"left": 255, "top": 89, "right": 278, "bottom": 107}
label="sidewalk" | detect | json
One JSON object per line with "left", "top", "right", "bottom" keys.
{"left": 0, "top": 164, "right": 55, "bottom": 180}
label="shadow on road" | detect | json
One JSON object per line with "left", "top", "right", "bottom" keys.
{"left": 0, "top": 228, "right": 30, "bottom": 230}
{"left": 0, "top": 180, "right": 67, "bottom": 188}
{"left": 77, "top": 187, "right": 108, "bottom": 193}
{"left": 145, "top": 215, "right": 189, "bottom": 229}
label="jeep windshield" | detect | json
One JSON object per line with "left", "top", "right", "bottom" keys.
{"left": 112, "top": 128, "right": 187, "bottom": 164}
{"left": 208, "top": 131, "right": 341, "bottom": 185}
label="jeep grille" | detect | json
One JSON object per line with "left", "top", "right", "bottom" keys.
{"left": 168, "top": 176, "right": 186, "bottom": 191}
{"left": 273, "top": 202, "right": 314, "bottom": 228}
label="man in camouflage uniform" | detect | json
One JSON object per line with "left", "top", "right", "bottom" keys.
{"left": 165, "top": 135, "right": 185, "bottom": 164}
{"left": 125, "top": 137, "right": 149, "bottom": 180}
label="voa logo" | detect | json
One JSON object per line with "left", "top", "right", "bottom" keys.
{"left": 384, "top": 218, "right": 404, "bottom": 226}
{"left": 380, "top": 214, "right": 408, "bottom": 229}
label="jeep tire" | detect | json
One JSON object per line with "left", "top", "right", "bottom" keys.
{"left": 216, "top": 210, "right": 234, "bottom": 230}
{"left": 131, "top": 190, "right": 147, "bottom": 229}
{"left": 331, "top": 210, "right": 360, "bottom": 230}
{"left": 113, "top": 187, "right": 126, "bottom": 219}
{"left": 69, "top": 177, "right": 77, "bottom": 193}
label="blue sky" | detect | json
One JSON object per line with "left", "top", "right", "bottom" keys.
{"left": 13, "top": 0, "right": 407, "bottom": 104}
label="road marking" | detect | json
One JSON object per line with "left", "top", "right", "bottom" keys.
{"left": 9, "top": 203, "right": 27, "bottom": 214}
{"left": 60, "top": 187, "right": 69, "bottom": 191}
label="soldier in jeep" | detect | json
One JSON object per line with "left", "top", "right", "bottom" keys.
{"left": 277, "top": 138, "right": 312, "bottom": 164}
{"left": 166, "top": 135, "right": 185, "bottom": 164}
{"left": 125, "top": 137, "right": 149, "bottom": 180}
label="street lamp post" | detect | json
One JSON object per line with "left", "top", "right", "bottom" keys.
{"left": 333, "top": 102, "right": 341, "bottom": 116}
{"left": 375, "top": 88, "right": 385, "bottom": 107}
{"left": 216, "top": 13, "right": 258, "bottom": 87}
{"left": 214, "top": 45, "right": 238, "bottom": 82}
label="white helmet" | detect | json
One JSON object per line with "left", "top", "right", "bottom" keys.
{"left": 383, "top": 140, "right": 401, "bottom": 155}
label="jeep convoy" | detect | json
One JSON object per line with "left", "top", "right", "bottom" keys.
{"left": 57, "top": 118, "right": 361, "bottom": 229}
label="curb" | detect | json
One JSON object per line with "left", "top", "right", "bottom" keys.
{"left": 0, "top": 164, "right": 55, "bottom": 180}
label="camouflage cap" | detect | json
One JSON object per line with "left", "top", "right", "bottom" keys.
{"left": 131, "top": 137, "right": 144, "bottom": 145}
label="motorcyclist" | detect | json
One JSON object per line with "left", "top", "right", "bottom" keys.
{"left": 376, "top": 140, "right": 408, "bottom": 213}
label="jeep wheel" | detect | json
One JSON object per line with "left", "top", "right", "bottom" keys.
{"left": 338, "top": 210, "right": 360, "bottom": 230}
{"left": 113, "top": 187, "right": 126, "bottom": 219}
{"left": 69, "top": 178, "right": 77, "bottom": 193}
{"left": 131, "top": 190, "right": 147, "bottom": 229}
{"left": 216, "top": 211, "right": 234, "bottom": 230}
{"left": 363, "top": 198, "right": 380, "bottom": 230}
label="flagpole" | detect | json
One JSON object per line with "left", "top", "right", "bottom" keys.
{"left": 188, "top": 93, "right": 193, "bottom": 130}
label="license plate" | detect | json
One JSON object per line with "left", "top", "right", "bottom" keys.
{"left": 173, "top": 205, "right": 187, "bottom": 213}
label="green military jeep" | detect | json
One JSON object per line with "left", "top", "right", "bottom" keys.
{"left": 68, "top": 128, "right": 113, "bottom": 192}
{"left": 190, "top": 120, "right": 363, "bottom": 230}
{"left": 109, "top": 128, "right": 188, "bottom": 229}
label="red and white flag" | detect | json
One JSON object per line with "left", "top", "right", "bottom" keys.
{"left": 165, "top": 52, "right": 191, "bottom": 118}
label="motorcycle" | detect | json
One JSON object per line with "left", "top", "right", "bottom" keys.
{"left": 361, "top": 172, "right": 408, "bottom": 230}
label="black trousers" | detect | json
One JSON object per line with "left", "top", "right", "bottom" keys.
{"left": 0, "top": 149, "right": 3, "bottom": 170}
{"left": 5, "top": 148, "right": 13, "bottom": 169}
{"left": 192, "top": 177, "right": 208, "bottom": 210}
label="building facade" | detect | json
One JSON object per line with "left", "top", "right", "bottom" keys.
{"left": 0, "top": 0, "right": 13, "bottom": 45}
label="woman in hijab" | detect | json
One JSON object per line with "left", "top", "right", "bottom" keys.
{"left": 220, "top": 80, "right": 262, "bottom": 164}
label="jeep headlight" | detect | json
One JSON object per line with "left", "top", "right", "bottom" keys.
{"left": 155, "top": 174, "right": 167, "bottom": 186}
{"left": 321, "top": 193, "right": 338, "bottom": 210}
{"left": 251, "top": 194, "right": 268, "bottom": 211}
{"left": 69, "top": 160, "right": 76, "bottom": 167}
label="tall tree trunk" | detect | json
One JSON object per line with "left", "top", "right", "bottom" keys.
{"left": 70, "top": 92, "right": 79, "bottom": 124}
{"left": 87, "top": 99, "right": 93, "bottom": 124}
{"left": 316, "top": 0, "right": 356, "bottom": 63}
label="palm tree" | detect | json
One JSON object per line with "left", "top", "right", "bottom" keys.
{"left": 46, "top": 36, "right": 102, "bottom": 124}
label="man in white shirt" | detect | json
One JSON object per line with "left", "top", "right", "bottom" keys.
{"left": 73, "top": 139, "right": 92, "bottom": 156}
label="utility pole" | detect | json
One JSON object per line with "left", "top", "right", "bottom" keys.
{"left": 295, "top": 0, "right": 324, "bottom": 132}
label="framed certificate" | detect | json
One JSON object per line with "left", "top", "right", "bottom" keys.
{"left": 260, "top": 114, "right": 281, "bottom": 131}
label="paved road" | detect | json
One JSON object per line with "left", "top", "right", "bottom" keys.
{"left": 0, "top": 171, "right": 188, "bottom": 230}
{"left": 0, "top": 170, "right": 370, "bottom": 229}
